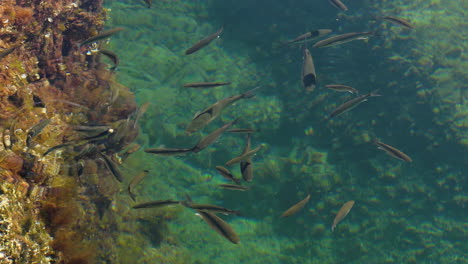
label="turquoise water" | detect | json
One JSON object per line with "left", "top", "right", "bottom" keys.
{"left": 104, "top": 0, "right": 466, "bottom": 263}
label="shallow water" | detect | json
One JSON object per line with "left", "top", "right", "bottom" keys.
{"left": 103, "top": 0, "right": 466, "bottom": 263}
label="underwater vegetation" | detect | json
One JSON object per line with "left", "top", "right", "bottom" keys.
{"left": 0, "top": 0, "right": 140, "bottom": 263}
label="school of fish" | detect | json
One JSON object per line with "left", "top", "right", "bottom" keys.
{"left": 11, "top": 0, "right": 418, "bottom": 246}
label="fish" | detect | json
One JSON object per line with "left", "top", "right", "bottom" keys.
{"left": 302, "top": 48, "right": 317, "bottom": 92}
{"left": 281, "top": 194, "right": 311, "bottom": 218}
{"left": 132, "top": 199, "right": 181, "bottom": 209}
{"left": 240, "top": 134, "right": 253, "bottom": 182}
{"left": 183, "top": 82, "right": 231, "bottom": 88}
{"left": 97, "top": 151, "right": 123, "bottom": 182}
{"left": 0, "top": 45, "right": 20, "bottom": 60}
{"left": 128, "top": 170, "right": 149, "bottom": 202}
{"left": 99, "top": 49, "right": 119, "bottom": 71}
{"left": 191, "top": 119, "right": 238, "bottom": 153}
{"left": 183, "top": 203, "right": 241, "bottom": 216}
{"left": 196, "top": 210, "right": 240, "bottom": 244}
{"left": 381, "top": 16, "right": 414, "bottom": 29}
{"left": 227, "top": 128, "right": 257, "bottom": 134}
{"left": 185, "top": 26, "right": 223, "bottom": 55}
{"left": 79, "top": 27, "right": 125, "bottom": 47}
{"left": 186, "top": 87, "right": 259, "bottom": 134}
{"left": 26, "top": 119, "right": 51, "bottom": 147}
{"left": 144, "top": 147, "right": 193, "bottom": 156}
{"left": 284, "top": 29, "right": 333, "bottom": 45}
{"left": 73, "top": 125, "right": 111, "bottom": 133}
{"left": 121, "top": 143, "right": 141, "bottom": 160}
{"left": 143, "top": 0, "right": 152, "bottom": 8}
{"left": 225, "top": 145, "right": 262, "bottom": 166}
{"left": 325, "top": 84, "right": 359, "bottom": 94}
{"left": 328, "top": 0, "right": 348, "bottom": 11}
{"left": 133, "top": 102, "right": 150, "bottom": 129}
{"left": 313, "top": 32, "right": 374, "bottom": 48}
{"left": 82, "top": 128, "right": 114, "bottom": 142}
{"left": 332, "top": 200, "right": 355, "bottom": 231}
{"left": 215, "top": 166, "right": 241, "bottom": 184}
{"left": 218, "top": 184, "right": 249, "bottom": 191}
{"left": 326, "top": 90, "right": 381, "bottom": 120}
{"left": 374, "top": 140, "right": 412, "bottom": 162}
{"left": 43, "top": 143, "right": 73, "bottom": 156}
{"left": 72, "top": 144, "right": 97, "bottom": 161}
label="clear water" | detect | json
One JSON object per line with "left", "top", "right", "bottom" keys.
{"left": 103, "top": 0, "right": 466, "bottom": 263}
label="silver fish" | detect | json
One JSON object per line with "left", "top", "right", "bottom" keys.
{"left": 185, "top": 26, "right": 223, "bottom": 55}
{"left": 196, "top": 210, "right": 240, "bottom": 244}
{"left": 132, "top": 199, "right": 181, "bottom": 209}
{"left": 313, "top": 32, "right": 373, "bottom": 48}
{"left": 225, "top": 145, "right": 262, "bottom": 166}
{"left": 240, "top": 134, "right": 253, "bottom": 182}
{"left": 215, "top": 165, "right": 241, "bottom": 184}
{"left": 281, "top": 194, "right": 311, "bottom": 218}
{"left": 227, "top": 128, "right": 257, "bottom": 134}
{"left": 302, "top": 48, "right": 317, "bottom": 92}
{"left": 79, "top": 27, "right": 124, "bottom": 47}
{"left": 381, "top": 16, "right": 414, "bottom": 29}
{"left": 97, "top": 151, "right": 123, "bottom": 182}
{"left": 184, "top": 203, "right": 241, "bottom": 216}
{"left": 218, "top": 184, "right": 249, "bottom": 191}
{"left": 326, "top": 90, "right": 381, "bottom": 120}
{"left": 328, "top": 0, "right": 348, "bottom": 11}
{"left": 374, "top": 140, "right": 412, "bottom": 162}
{"left": 183, "top": 82, "right": 231, "bottom": 88}
{"left": 128, "top": 170, "right": 149, "bottom": 202}
{"left": 26, "top": 119, "right": 51, "bottom": 147}
{"left": 332, "top": 200, "right": 355, "bottom": 231}
{"left": 186, "top": 87, "right": 259, "bottom": 134}
{"left": 325, "top": 84, "right": 359, "bottom": 94}
{"left": 144, "top": 147, "right": 193, "bottom": 156}
{"left": 284, "top": 29, "right": 332, "bottom": 45}
{"left": 191, "top": 119, "right": 238, "bottom": 153}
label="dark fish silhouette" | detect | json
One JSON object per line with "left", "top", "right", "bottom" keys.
{"left": 185, "top": 26, "right": 223, "bottom": 55}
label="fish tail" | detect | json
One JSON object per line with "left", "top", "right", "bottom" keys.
{"left": 241, "top": 86, "right": 261, "bottom": 99}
